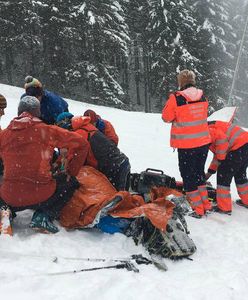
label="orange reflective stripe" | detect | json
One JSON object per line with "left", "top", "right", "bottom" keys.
{"left": 237, "top": 183, "right": 248, "bottom": 204}
{"left": 229, "top": 128, "right": 244, "bottom": 149}
{"left": 216, "top": 185, "right": 232, "bottom": 211}
{"left": 216, "top": 138, "right": 228, "bottom": 145}
{"left": 217, "top": 185, "right": 230, "bottom": 191}
{"left": 237, "top": 182, "right": 248, "bottom": 189}
{"left": 186, "top": 190, "right": 204, "bottom": 215}
{"left": 173, "top": 120, "right": 207, "bottom": 127}
{"left": 237, "top": 182, "right": 248, "bottom": 195}
{"left": 171, "top": 131, "right": 209, "bottom": 140}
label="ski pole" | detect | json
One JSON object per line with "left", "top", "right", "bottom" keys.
{"left": 0, "top": 251, "right": 168, "bottom": 271}
{"left": 40, "top": 262, "right": 139, "bottom": 276}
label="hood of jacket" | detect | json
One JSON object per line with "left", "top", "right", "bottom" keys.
{"left": 71, "top": 116, "right": 97, "bottom": 131}
{"left": 177, "top": 86, "right": 203, "bottom": 102}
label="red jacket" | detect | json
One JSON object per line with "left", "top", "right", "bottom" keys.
{"left": 208, "top": 121, "right": 248, "bottom": 172}
{"left": 162, "top": 87, "right": 211, "bottom": 148}
{"left": 0, "top": 112, "right": 88, "bottom": 207}
{"left": 103, "top": 119, "right": 119, "bottom": 145}
{"left": 71, "top": 116, "right": 98, "bottom": 168}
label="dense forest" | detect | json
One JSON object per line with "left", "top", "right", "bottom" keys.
{"left": 0, "top": 0, "right": 248, "bottom": 113}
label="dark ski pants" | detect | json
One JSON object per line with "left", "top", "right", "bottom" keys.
{"left": 217, "top": 143, "right": 248, "bottom": 186}
{"left": 178, "top": 144, "right": 209, "bottom": 192}
{"left": 108, "top": 158, "right": 131, "bottom": 191}
{"left": 0, "top": 174, "right": 79, "bottom": 220}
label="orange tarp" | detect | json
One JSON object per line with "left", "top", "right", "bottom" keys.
{"left": 60, "top": 166, "right": 182, "bottom": 231}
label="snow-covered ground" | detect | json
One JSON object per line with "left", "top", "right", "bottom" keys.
{"left": 0, "top": 83, "right": 247, "bottom": 300}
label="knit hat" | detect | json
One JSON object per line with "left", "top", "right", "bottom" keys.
{"left": 18, "top": 96, "right": 41, "bottom": 117}
{"left": 24, "top": 75, "right": 43, "bottom": 97}
{"left": 177, "top": 70, "right": 196, "bottom": 89}
{"left": 0, "top": 94, "right": 7, "bottom": 109}
{"left": 56, "top": 112, "right": 74, "bottom": 130}
{"left": 83, "top": 109, "right": 98, "bottom": 124}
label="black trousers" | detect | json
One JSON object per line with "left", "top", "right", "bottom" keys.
{"left": 178, "top": 144, "right": 209, "bottom": 192}
{"left": 108, "top": 158, "right": 131, "bottom": 191}
{"left": 217, "top": 143, "right": 248, "bottom": 186}
{"left": 0, "top": 174, "right": 79, "bottom": 220}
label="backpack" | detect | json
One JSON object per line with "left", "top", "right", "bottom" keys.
{"left": 130, "top": 168, "right": 177, "bottom": 196}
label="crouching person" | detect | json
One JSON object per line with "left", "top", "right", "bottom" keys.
{"left": 206, "top": 120, "right": 248, "bottom": 214}
{"left": 0, "top": 96, "right": 89, "bottom": 234}
{"left": 56, "top": 113, "right": 130, "bottom": 191}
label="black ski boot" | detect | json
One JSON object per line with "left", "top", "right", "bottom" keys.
{"left": 236, "top": 199, "right": 248, "bottom": 209}
{"left": 212, "top": 206, "right": 232, "bottom": 215}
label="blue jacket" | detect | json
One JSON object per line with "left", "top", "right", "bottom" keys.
{"left": 21, "top": 90, "right": 68, "bottom": 124}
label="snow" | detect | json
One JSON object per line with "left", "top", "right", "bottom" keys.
{"left": 0, "top": 83, "right": 247, "bottom": 300}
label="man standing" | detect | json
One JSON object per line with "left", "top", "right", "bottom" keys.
{"left": 0, "top": 96, "right": 89, "bottom": 234}
{"left": 162, "top": 70, "right": 211, "bottom": 218}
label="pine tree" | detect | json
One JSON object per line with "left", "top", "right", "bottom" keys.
{"left": 147, "top": 0, "right": 198, "bottom": 110}
{"left": 191, "top": 0, "right": 236, "bottom": 110}
{"left": 71, "top": 0, "right": 130, "bottom": 107}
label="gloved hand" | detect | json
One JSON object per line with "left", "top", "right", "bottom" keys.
{"left": 96, "top": 118, "right": 105, "bottom": 132}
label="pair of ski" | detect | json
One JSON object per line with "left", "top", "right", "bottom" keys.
{"left": 1, "top": 251, "right": 168, "bottom": 275}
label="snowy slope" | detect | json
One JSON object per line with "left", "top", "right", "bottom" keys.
{"left": 0, "top": 83, "right": 247, "bottom": 300}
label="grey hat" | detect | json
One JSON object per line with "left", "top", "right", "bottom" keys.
{"left": 18, "top": 96, "right": 41, "bottom": 117}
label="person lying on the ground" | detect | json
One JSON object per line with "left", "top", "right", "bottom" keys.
{"left": 21, "top": 76, "right": 68, "bottom": 125}
{"left": 206, "top": 120, "right": 248, "bottom": 215}
{"left": 0, "top": 96, "right": 89, "bottom": 234}
{"left": 59, "top": 165, "right": 196, "bottom": 260}
{"left": 56, "top": 113, "right": 130, "bottom": 191}
{"left": 83, "top": 109, "right": 119, "bottom": 145}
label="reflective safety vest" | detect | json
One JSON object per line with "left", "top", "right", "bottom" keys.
{"left": 208, "top": 120, "right": 248, "bottom": 172}
{"left": 162, "top": 87, "right": 211, "bottom": 149}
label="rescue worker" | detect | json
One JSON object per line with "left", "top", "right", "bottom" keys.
{"left": 206, "top": 120, "right": 248, "bottom": 214}
{"left": 162, "top": 69, "right": 212, "bottom": 218}
{"left": 83, "top": 109, "right": 119, "bottom": 145}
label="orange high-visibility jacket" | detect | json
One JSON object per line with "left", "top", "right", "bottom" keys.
{"left": 208, "top": 120, "right": 248, "bottom": 172}
{"left": 162, "top": 87, "right": 211, "bottom": 149}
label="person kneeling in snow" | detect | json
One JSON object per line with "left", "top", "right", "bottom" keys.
{"left": 0, "top": 96, "right": 89, "bottom": 234}
{"left": 83, "top": 109, "right": 119, "bottom": 145}
{"left": 56, "top": 113, "right": 130, "bottom": 191}
{"left": 21, "top": 76, "right": 69, "bottom": 125}
{"left": 206, "top": 120, "right": 248, "bottom": 214}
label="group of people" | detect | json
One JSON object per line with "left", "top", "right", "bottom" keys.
{"left": 162, "top": 69, "right": 248, "bottom": 218}
{"left": 0, "top": 76, "right": 130, "bottom": 234}
{"left": 0, "top": 69, "right": 248, "bottom": 235}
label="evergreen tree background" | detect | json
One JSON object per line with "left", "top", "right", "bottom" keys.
{"left": 0, "top": 0, "right": 247, "bottom": 112}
